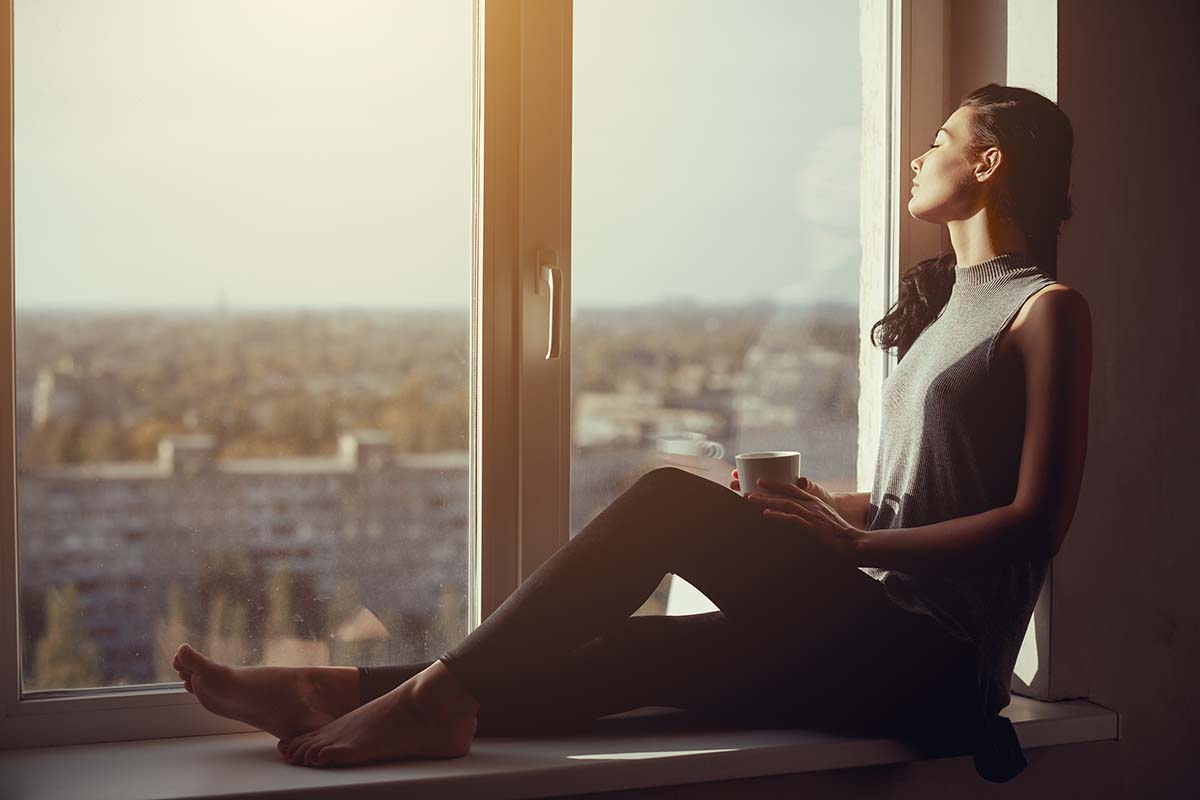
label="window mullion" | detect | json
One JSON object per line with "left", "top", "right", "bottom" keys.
{"left": 1, "top": 0, "right": 26, "bottom": 745}
{"left": 511, "top": 0, "right": 572, "bottom": 584}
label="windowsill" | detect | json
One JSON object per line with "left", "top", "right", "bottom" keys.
{"left": 0, "top": 696, "right": 1118, "bottom": 800}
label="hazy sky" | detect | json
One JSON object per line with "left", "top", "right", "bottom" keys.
{"left": 15, "top": 0, "right": 861, "bottom": 310}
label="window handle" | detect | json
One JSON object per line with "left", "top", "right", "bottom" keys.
{"left": 536, "top": 249, "right": 563, "bottom": 360}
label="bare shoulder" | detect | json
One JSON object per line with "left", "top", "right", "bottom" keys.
{"left": 1009, "top": 283, "right": 1092, "bottom": 358}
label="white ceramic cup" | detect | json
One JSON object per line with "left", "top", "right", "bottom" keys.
{"left": 656, "top": 432, "right": 725, "bottom": 459}
{"left": 734, "top": 451, "right": 801, "bottom": 497}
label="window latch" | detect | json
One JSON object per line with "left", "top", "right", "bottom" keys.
{"left": 536, "top": 248, "right": 563, "bottom": 360}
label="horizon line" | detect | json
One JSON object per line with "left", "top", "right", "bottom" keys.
{"left": 14, "top": 300, "right": 856, "bottom": 314}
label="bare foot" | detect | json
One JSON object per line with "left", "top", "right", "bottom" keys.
{"left": 280, "top": 660, "right": 480, "bottom": 767}
{"left": 173, "top": 643, "right": 361, "bottom": 740}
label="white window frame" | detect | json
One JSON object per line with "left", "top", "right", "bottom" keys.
{"left": 0, "top": 0, "right": 1059, "bottom": 750}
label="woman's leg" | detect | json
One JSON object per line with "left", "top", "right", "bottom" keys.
{"left": 360, "top": 610, "right": 763, "bottom": 736}
{"left": 358, "top": 663, "right": 427, "bottom": 707}
{"left": 435, "top": 467, "right": 828, "bottom": 705}
{"left": 282, "top": 467, "right": 975, "bottom": 765}
{"left": 361, "top": 598, "right": 974, "bottom": 739}
{"left": 434, "top": 466, "right": 971, "bottom": 723}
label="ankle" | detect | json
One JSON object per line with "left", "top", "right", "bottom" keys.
{"left": 306, "top": 666, "right": 363, "bottom": 717}
{"left": 410, "top": 661, "right": 480, "bottom": 722}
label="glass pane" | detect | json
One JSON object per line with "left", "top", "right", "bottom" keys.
{"left": 571, "top": 1, "right": 862, "bottom": 615}
{"left": 15, "top": 1, "right": 473, "bottom": 692}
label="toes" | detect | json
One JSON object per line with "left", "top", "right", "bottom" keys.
{"left": 295, "top": 739, "right": 318, "bottom": 766}
{"left": 312, "top": 745, "right": 339, "bottom": 767}
{"left": 278, "top": 739, "right": 301, "bottom": 763}
{"left": 284, "top": 734, "right": 311, "bottom": 764}
{"left": 176, "top": 643, "right": 213, "bottom": 673}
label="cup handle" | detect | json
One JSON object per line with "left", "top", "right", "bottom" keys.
{"left": 704, "top": 442, "right": 726, "bottom": 459}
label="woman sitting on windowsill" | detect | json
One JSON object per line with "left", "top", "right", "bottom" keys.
{"left": 172, "top": 83, "right": 1090, "bottom": 785}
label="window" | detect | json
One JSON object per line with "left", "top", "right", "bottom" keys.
{"left": 2, "top": 0, "right": 1011, "bottom": 750}
{"left": 569, "top": 1, "right": 864, "bottom": 616}
{"left": 3, "top": 0, "right": 477, "bottom": 744}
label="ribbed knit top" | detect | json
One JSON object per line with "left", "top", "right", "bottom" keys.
{"left": 858, "top": 251, "right": 1058, "bottom": 722}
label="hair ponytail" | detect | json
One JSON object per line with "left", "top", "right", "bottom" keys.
{"left": 869, "top": 252, "right": 955, "bottom": 359}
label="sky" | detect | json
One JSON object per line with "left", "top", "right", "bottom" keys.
{"left": 14, "top": 0, "right": 861, "bottom": 310}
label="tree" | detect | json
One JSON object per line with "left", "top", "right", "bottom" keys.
{"left": 154, "top": 583, "right": 192, "bottom": 682}
{"left": 205, "top": 591, "right": 249, "bottom": 665}
{"left": 29, "top": 584, "right": 100, "bottom": 690}
{"left": 21, "top": 417, "right": 83, "bottom": 467}
{"left": 327, "top": 579, "right": 388, "bottom": 666}
{"left": 77, "top": 419, "right": 129, "bottom": 462}
{"left": 435, "top": 582, "right": 467, "bottom": 651}
{"left": 265, "top": 564, "right": 295, "bottom": 641}
{"left": 126, "top": 418, "right": 185, "bottom": 461}
{"left": 261, "top": 565, "right": 333, "bottom": 666}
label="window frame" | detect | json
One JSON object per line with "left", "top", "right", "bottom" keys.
{"left": 2, "top": 0, "right": 1064, "bottom": 750}
{"left": 0, "top": 0, "right": 529, "bottom": 748}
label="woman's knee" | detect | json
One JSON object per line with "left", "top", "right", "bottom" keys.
{"left": 634, "top": 466, "right": 692, "bottom": 491}
{"left": 636, "top": 466, "right": 751, "bottom": 516}
{"left": 632, "top": 466, "right": 732, "bottom": 501}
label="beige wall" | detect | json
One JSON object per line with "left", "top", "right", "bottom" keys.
{"left": 948, "top": 0, "right": 1007, "bottom": 105}
{"left": 610, "top": 2, "right": 1198, "bottom": 795}
{"left": 1049, "top": 0, "right": 1200, "bottom": 794}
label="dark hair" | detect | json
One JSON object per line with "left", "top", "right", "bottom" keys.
{"left": 870, "top": 84, "right": 1074, "bottom": 359}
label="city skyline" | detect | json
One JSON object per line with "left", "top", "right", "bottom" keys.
{"left": 13, "top": 297, "right": 858, "bottom": 313}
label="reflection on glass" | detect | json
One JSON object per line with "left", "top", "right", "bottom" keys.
{"left": 571, "top": 1, "right": 862, "bottom": 615}
{"left": 15, "top": 2, "right": 472, "bottom": 692}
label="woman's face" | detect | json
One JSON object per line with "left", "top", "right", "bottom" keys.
{"left": 908, "top": 106, "right": 997, "bottom": 223}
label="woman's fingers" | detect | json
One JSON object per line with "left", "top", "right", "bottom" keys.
{"left": 745, "top": 493, "right": 803, "bottom": 513}
{"left": 755, "top": 478, "right": 813, "bottom": 498}
{"left": 763, "top": 509, "right": 812, "bottom": 526}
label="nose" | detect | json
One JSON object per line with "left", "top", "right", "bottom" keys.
{"left": 910, "top": 156, "right": 921, "bottom": 175}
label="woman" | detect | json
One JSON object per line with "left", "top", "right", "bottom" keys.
{"left": 172, "top": 83, "right": 1090, "bottom": 783}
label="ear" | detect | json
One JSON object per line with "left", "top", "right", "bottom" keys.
{"left": 975, "top": 146, "right": 1004, "bottom": 183}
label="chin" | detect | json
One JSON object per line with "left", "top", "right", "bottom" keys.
{"left": 906, "top": 199, "right": 939, "bottom": 224}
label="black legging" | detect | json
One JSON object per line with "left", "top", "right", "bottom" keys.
{"left": 358, "top": 467, "right": 979, "bottom": 738}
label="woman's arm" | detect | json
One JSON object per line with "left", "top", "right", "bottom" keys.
{"left": 831, "top": 491, "right": 871, "bottom": 530}
{"left": 752, "top": 485, "right": 1041, "bottom": 573}
{"left": 853, "top": 505, "right": 1044, "bottom": 574}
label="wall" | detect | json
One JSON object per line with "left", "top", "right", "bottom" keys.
{"left": 1049, "top": 0, "right": 1200, "bottom": 795}
{"left": 948, "top": 0, "right": 1007, "bottom": 106}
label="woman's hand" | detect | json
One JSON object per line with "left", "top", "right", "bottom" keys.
{"left": 729, "top": 469, "right": 839, "bottom": 509}
{"left": 741, "top": 477, "right": 864, "bottom": 565}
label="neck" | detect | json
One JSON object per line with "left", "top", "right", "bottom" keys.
{"left": 947, "top": 204, "right": 1027, "bottom": 268}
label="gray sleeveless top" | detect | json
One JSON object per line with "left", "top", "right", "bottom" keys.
{"left": 858, "top": 251, "right": 1057, "bottom": 720}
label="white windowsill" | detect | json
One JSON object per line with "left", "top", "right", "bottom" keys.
{"left": 0, "top": 696, "right": 1118, "bottom": 800}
